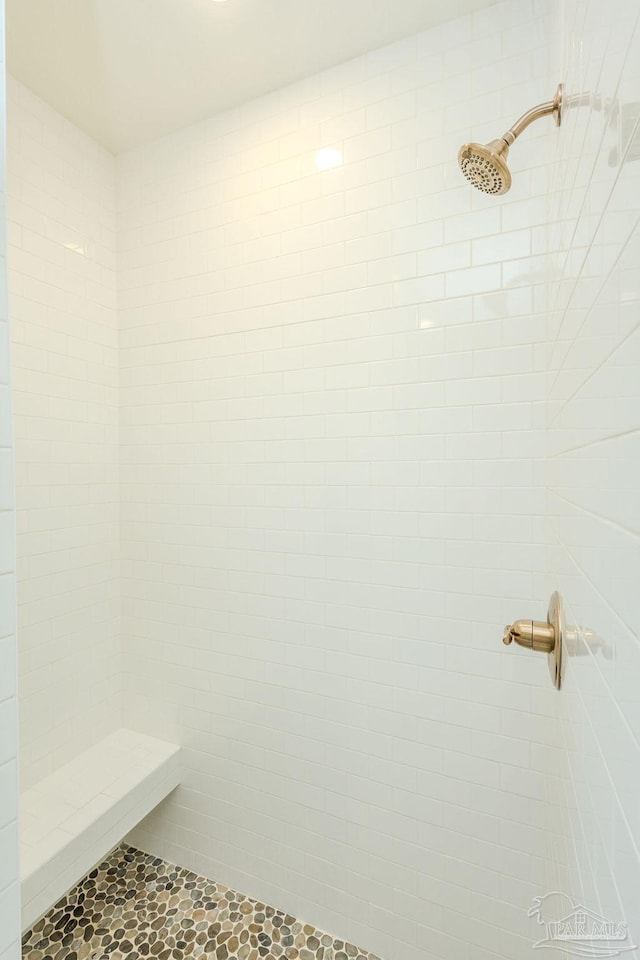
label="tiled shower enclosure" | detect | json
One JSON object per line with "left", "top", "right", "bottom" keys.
{"left": 1, "top": 0, "right": 640, "bottom": 959}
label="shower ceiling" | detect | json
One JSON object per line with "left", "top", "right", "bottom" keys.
{"left": 6, "top": 0, "right": 497, "bottom": 154}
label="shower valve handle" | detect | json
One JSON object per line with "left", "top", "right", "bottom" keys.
{"left": 501, "top": 592, "right": 565, "bottom": 690}
{"left": 502, "top": 619, "right": 555, "bottom": 653}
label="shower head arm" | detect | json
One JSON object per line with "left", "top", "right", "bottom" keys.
{"left": 500, "top": 83, "right": 563, "bottom": 149}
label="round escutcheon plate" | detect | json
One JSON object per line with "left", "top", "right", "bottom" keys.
{"left": 547, "top": 591, "right": 565, "bottom": 690}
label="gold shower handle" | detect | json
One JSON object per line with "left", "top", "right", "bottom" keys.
{"left": 501, "top": 592, "right": 565, "bottom": 690}
{"left": 502, "top": 619, "right": 555, "bottom": 653}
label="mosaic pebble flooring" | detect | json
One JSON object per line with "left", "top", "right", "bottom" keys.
{"left": 22, "top": 845, "right": 382, "bottom": 960}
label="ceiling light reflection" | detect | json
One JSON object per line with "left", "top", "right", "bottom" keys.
{"left": 315, "top": 148, "right": 343, "bottom": 171}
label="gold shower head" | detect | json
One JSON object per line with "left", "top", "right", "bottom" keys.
{"left": 458, "top": 83, "right": 563, "bottom": 195}
{"left": 458, "top": 139, "right": 511, "bottom": 195}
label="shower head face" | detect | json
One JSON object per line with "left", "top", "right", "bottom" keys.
{"left": 458, "top": 141, "right": 512, "bottom": 195}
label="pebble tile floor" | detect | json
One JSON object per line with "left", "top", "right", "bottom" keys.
{"left": 22, "top": 844, "right": 382, "bottom": 960}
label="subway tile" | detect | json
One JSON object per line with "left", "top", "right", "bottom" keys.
{"left": 8, "top": 78, "right": 120, "bottom": 792}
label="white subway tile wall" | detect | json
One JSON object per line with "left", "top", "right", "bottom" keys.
{"left": 546, "top": 0, "right": 640, "bottom": 948}
{"left": 118, "top": 3, "right": 561, "bottom": 958}
{"left": 7, "top": 79, "right": 120, "bottom": 789}
{"left": 0, "top": 3, "right": 21, "bottom": 958}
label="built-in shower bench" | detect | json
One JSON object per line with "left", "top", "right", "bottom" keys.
{"left": 20, "top": 728, "right": 181, "bottom": 930}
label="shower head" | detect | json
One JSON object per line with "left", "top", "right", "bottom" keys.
{"left": 458, "top": 83, "right": 563, "bottom": 195}
{"left": 458, "top": 139, "right": 511, "bottom": 195}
